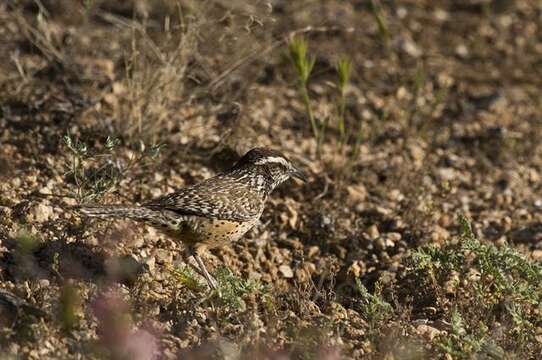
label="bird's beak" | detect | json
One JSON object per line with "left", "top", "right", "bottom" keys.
{"left": 291, "top": 167, "right": 308, "bottom": 182}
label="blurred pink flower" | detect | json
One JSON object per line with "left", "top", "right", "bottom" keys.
{"left": 91, "top": 288, "right": 160, "bottom": 360}
{"left": 124, "top": 328, "right": 160, "bottom": 360}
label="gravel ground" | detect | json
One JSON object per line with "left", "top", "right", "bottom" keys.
{"left": 0, "top": 1, "right": 541, "bottom": 359}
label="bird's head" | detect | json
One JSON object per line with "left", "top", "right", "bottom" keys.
{"left": 233, "top": 147, "right": 307, "bottom": 191}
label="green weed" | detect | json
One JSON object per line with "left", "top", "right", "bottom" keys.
{"left": 336, "top": 56, "right": 352, "bottom": 150}
{"left": 369, "top": 0, "right": 390, "bottom": 49}
{"left": 15, "top": 229, "right": 41, "bottom": 254}
{"left": 289, "top": 37, "right": 320, "bottom": 153}
{"left": 409, "top": 215, "right": 542, "bottom": 357}
{"left": 169, "top": 265, "right": 203, "bottom": 292}
{"left": 354, "top": 278, "right": 393, "bottom": 327}
{"left": 63, "top": 134, "right": 163, "bottom": 203}
{"left": 437, "top": 310, "right": 489, "bottom": 357}
{"left": 289, "top": 37, "right": 360, "bottom": 162}
{"left": 213, "top": 267, "right": 263, "bottom": 310}
{"left": 59, "top": 282, "right": 81, "bottom": 331}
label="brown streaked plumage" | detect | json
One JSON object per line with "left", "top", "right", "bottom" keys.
{"left": 79, "top": 147, "right": 307, "bottom": 289}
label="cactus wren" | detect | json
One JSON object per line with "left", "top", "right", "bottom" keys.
{"left": 79, "top": 147, "right": 307, "bottom": 289}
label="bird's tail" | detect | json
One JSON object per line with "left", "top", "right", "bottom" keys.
{"left": 78, "top": 205, "right": 158, "bottom": 222}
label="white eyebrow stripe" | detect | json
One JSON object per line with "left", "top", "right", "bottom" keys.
{"left": 254, "top": 156, "right": 290, "bottom": 167}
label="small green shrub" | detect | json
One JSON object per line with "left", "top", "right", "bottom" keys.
{"left": 63, "top": 134, "right": 163, "bottom": 203}
{"left": 437, "top": 310, "right": 490, "bottom": 357}
{"left": 169, "top": 265, "right": 204, "bottom": 292}
{"left": 409, "top": 215, "right": 542, "bottom": 357}
{"left": 15, "top": 229, "right": 41, "bottom": 254}
{"left": 213, "top": 267, "right": 263, "bottom": 310}
{"left": 355, "top": 278, "right": 393, "bottom": 328}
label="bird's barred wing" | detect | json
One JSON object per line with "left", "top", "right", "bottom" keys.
{"left": 143, "top": 176, "right": 264, "bottom": 221}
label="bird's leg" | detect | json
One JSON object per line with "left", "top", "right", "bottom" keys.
{"left": 185, "top": 256, "right": 204, "bottom": 276}
{"left": 193, "top": 254, "right": 218, "bottom": 290}
{"left": 183, "top": 248, "right": 206, "bottom": 277}
{"left": 186, "top": 248, "right": 218, "bottom": 290}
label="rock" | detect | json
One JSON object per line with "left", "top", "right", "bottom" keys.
{"left": 431, "top": 225, "right": 450, "bottom": 243}
{"left": 321, "top": 214, "right": 333, "bottom": 227}
{"left": 131, "top": 234, "right": 145, "bottom": 248}
{"left": 278, "top": 264, "right": 294, "bottom": 278}
{"left": 384, "top": 237, "right": 395, "bottom": 248}
{"left": 154, "top": 249, "right": 172, "bottom": 264}
{"left": 304, "top": 262, "right": 316, "bottom": 274}
{"left": 143, "top": 256, "right": 156, "bottom": 272}
{"left": 29, "top": 203, "right": 55, "bottom": 223}
{"left": 434, "top": 8, "right": 449, "bottom": 21}
{"left": 307, "top": 246, "right": 320, "bottom": 258}
{"left": 0, "top": 206, "right": 12, "bottom": 224}
{"left": 387, "top": 189, "right": 404, "bottom": 202}
{"left": 295, "top": 268, "right": 309, "bottom": 282}
{"left": 387, "top": 232, "right": 402, "bottom": 242}
{"left": 374, "top": 206, "right": 392, "bottom": 216}
{"left": 455, "top": 44, "right": 469, "bottom": 58}
{"left": 367, "top": 224, "right": 380, "bottom": 239}
{"left": 416, "top": 324, "right": 442, "bottom": 341}
{"left": 150, "top": 188, "right": 163, "bottom": 198}
{"left": 154, "top": 172, "right": 164, "bottom": 182}
{"left": 374, "top": 237, "right": 387, "bottom": 251}
{"left": 394, "top": 36, "right": 422, "bottom": 58}
{"left": 248, "top": 271, "right": 262, "bottom": 282}
{"left": 408, "top": 143, "right": 425, "bottom": 164}
{"left": 11, "top": 177, "right": 21, "bottom": 188}
{"left": 347, "top": 184, "right": 368, "bottom": 203}
{"left": 347, "top": 261, "right": 365, "bottom": 278}
{"left": 63, "top": 197, "right": 78, "bottom": 206}
{"left": 532, "top": 250, "right": 542, "bottom": 261}
{"left": 438, "top": 167, "right": 456, "bottom": 182}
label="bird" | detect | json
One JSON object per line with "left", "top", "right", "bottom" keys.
{"left": 78, "top": 147, "right": 307, "bottom": 289}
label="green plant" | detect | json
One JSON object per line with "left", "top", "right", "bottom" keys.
{"left": 354, "top": 278, "right": 393, "bottom": 327}
{"left": 289, "top": 38, "right": 361, "bottom": 162}
{"left": 410, "top": 215, "right": 542, "bottom": 357}
{"left": 64, "top": 134, "right": 117, "bottom": 202}
{"left": 15, "top": 229, "right": 41, "bottom": 254}
{"left": 213, "top": 267, "right": 263, "bottom": 310}
{"left": 59, "top": 282, "right": 81, "bottom": 331}
{"left": 506, "top": 302, "right": 535, "bottom": 346}
{"left": 63, "top": 134, "right": 163, "bottom": 203}
{"left": 437, "top": 310, "right": 489, "bottom": 357}
{"left": 336, "top": 56, "right": 352, "bottom": 150}
{"left": 369, "top": 0, "right": 390, "bottom": 49}
{"left": 335, "top": 56, "right": 367, "bottom": 168}
{"left": 169, "top": 265, "right": 203, "bottom": 292}
{"left": 83, "top": 0, "right": 94, "bottom": 10}
{"left": 289, "top": 37, "right": 322, "bottom": 155}
{"left": 458, "top": 215, "right": 542, "bottom": 306}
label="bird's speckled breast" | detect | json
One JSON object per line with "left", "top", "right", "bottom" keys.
{"left": 155, "top": 216, "right": 259, "bottom": 252}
